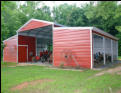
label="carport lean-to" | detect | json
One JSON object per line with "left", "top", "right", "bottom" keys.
{"left": 93, "top": 32, "right": 118, "bottom": 68}
{"left": 17, "top": 19, "right": 53, "bottom": 63}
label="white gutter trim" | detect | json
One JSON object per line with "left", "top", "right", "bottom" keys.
{"left": 17, "top": 32, "right": 18, "bottom": 64}
{"left": 90, "top": 27, "right": 93, "bottom": 69}
{"left": 54, "top": 27, "right": 93, "bottom": 30}
{"left": 52, "top": 23, "right": 54, "bottom": 66}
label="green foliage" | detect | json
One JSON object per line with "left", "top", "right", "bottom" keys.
{"left": 118, "top": 56, "right": 121, "bottom": 60}
{"left": 1, "top": 1, "right": 53, "bottom": 58}
{"left": 1, "top": 1, "right": 121, "bottom": 57}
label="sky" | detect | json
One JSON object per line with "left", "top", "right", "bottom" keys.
{"left": 41, "top": 1, "right": 90, "bottom": 8}
{"left": 20, "top": 1, "right": 121, "bottom": 10}
{"left": 41, "top": 1, "right": 121, "bottom": 7}
{"left": 20, "top": 1, "right": 90, "bottom": 10}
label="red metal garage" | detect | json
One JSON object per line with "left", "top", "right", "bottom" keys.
{"left": 3, "top": 19, "right": 118, "bottom": 69}
{"left": 53, "top": 27, "right": 118, "bottom": 69}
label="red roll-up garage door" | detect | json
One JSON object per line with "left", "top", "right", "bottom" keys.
{"left": 18, "top": 46, "right": 28, "bottom": 63}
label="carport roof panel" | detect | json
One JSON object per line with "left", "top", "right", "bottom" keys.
{"left": 17, "top": 19, "right": 53, "bottom": 32}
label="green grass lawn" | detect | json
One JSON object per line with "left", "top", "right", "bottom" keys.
{"left": 118, "top": 56, "right": 121, "bottom": 60}
{"left": 1, "top": 62, "right": 121, "bottom": 93}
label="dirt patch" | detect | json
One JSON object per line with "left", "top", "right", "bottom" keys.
{"left": 95, "top": 72, "right": 104, "bottom": 76}
{"left": 16, "top": 63, "right": 52, "bottom": 67}
{"left": 117, "top": 89, "right": 121, "bottom": 93}
{"left": 17, "top": 63, "right": 34, "bottom": 66}
{"left": 11, "top": 79, "right": 53, "bottom": 91}
{"left": 106, "top": 66, "right": 121, "bottom": 73}
{"left": 117, "top": 71, "right": 121, "bottom": 75}
{"left": 11, "top": 82, "right": 28, "bottom": 91}
{"left": 75, "top": 89, "right": 81, "bottom": 93}
{"left": 95, "top": 66, "right": 121, "bottom": 77}
{"left": 87, "top": 66, "right": 121, "bottom": 80}
{"left": 8, "top": 66, "right": 16, "bottom": 67}
{"left": 46, "top": 67, "right": 83, "bottom": 72}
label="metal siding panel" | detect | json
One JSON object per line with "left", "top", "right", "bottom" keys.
{"left": 3, "top": 36, "right": 17, "bottom": 63}
{"left": 53, "top": 29, "right": 91, "bottom": 68}
{"left": 18, "top": 35, "right": 36, "bottom": 62}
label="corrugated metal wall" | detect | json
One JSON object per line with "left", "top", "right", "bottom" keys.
{"left": 112, "top": 40, "right": 118, "bottom": 60}
{"left": 3, "top": 36, "right": 18, "bottom": 63}
{"left": 92, "top": 31, "right": 118, "bottom": 66}
{"left": 18, "top": 35, "right": 36, "bottom": 62}
{"left": 53, "top": 29, "right": 91, "bottom": 68}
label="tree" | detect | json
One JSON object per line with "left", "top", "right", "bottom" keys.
{"left": 1, "top": 1, "right": 121, "bottom": 58}
{"left": 18, "top": 1, "right": 53, "bottom": 22}
{"left": 1, "top": 1, "right": 53, "bottom": 59}
{"left": 83, "top": 1, "right": 121, "bottom": 55}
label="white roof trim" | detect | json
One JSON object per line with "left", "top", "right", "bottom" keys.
{"left": 54, "top": 27, "right": 118, "bottom": 40}
{"left": 32, "top": 18, "right": 54, "bottom": 24}
{"left": 3, "top": 35, "right": 17, "bottom": 42}
{"left": 54, "top": 23, "right": 66, "bottom": 27}
{"left": 54, "top": 27, "right": 93, "bottom": 30}
{"left": 16, "top": 18, "right": 53, "bottom": 32}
